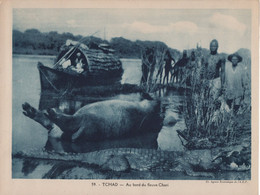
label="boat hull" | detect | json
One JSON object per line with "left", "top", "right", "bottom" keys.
{"left": 38, "top": 62, "right": 123, "bottom": 92}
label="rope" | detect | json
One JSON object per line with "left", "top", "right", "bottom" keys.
{"left": 39, "top": 67, "right": 60, "bottom": 92}
{"left": 54, "top": 45, "right": 79, "bottom": 68}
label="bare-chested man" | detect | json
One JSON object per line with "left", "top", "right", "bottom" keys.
{"left": 204, "top": 39, "right": 226, "bottom": 97}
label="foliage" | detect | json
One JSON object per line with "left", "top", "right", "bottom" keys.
{"left": 139, "top": 45, "right": 168, "bottom": 93}
{"left": 13, "top": 29, "right": 180, "bottom": 59}
{"left": 180, "top": 47, "right": 251, "bottom": 149}
{"left": 12, "top": 29, "right": 101, "bottom": 56}
{"left": 110, "top": 37, "right": 141, "bottom": 58}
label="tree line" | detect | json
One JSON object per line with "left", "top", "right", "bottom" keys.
{"left": 13, "top": 29, "right": 181, "bottom": 59}
{"left": 13, "top": 28, "right": 250, "bottom": 68}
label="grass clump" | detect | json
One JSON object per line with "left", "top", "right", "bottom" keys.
{"left": 179, "top": 48, "right": 251, "bottom": 149}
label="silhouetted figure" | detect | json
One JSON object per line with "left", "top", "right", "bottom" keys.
{"left": 140, "top": 47, "right": 155, "bottom": 86}
{"left": 163, "top": 50, "right": 175, "bottom": 84}
{"left": 172, "top": 50, "right": 189, "bottom": 84}
{"left": 185, "top": 50, "right": 196, "bottom": 86}
{"left": 190, "top": 50, "right": 196, "bottom": 62}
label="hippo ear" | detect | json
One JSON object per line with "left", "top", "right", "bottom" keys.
{"left": 71, "top": 126, "right": 84, "bottom": 142}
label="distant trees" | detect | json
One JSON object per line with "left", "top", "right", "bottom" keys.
{"left": 13, "top": 28, "right": 251, "bottom": 62}
{"left": 110, "top": 37, "right": 140, "bottom": 58}
{"left": 12, "top": 29, "right": 181, "bottom": 58}
{"left": 13, "top": 29, "right": 83, "bottom": 55}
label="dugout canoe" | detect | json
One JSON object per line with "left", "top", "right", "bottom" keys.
{"left": 38, "top": 41, "right": 123, "bottom": 92}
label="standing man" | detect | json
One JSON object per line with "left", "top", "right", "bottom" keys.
{"left": 204, "top": 39, "right": 226, "bottom": 98}
{"left": 225, "top": 53, "right": 245, "bottom": 112}
{"left": 185, "top": 50, "right": 196, "bottom": 86}
{"left": 140, "top": 47, "right": 155, "bottom": 87}
{"left": 173, "top": 50, "right": 189, "bottom": 84}
{"left": 163, "top": 49, "right": 175, "bottom": 84}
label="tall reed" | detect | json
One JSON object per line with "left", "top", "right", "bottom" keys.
{"left": 181, "top": 48, "right": 251, "bottom": 149}
{"left": 140, "top": 46, "right": 166, "bottom": 92}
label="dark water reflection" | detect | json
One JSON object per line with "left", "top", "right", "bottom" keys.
{"left": 12, "top": 55, "right": 250, "bottom": 180}
{"left": 12, "top": 55, "right": 185, "bottom": 154}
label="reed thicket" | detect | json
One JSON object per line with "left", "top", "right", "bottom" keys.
{"left": 181, "top": 48, "right": 251, "bottom": 149}
{"left": 140, "top": 46, "right": 166, "bottom": 93}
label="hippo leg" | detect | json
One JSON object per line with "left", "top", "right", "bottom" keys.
{"left": 22, "top": 102, "right": 54, "bottom": 130}
{"left": 22, "top": 102, "right": 75, "bottom": 138}
{"left": 71, "top": 126, "right": 85, "bottom": 142}
{"left": 45, "top": 108, "right": 79, "bottom": 133}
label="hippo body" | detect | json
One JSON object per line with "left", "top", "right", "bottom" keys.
{"left": 22, "top": 99, "right": 161, "bottom": 142}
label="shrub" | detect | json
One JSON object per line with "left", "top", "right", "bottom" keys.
{"left": 180, "top": 47, "right": 251, "bottom": 149}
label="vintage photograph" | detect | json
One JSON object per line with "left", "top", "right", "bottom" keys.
{"left": 12, "top": 8, "right": 252, "bottom": 180}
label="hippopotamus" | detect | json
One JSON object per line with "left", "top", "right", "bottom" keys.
{"left": 22, "top": 98, "right": 161, "bottom": 142}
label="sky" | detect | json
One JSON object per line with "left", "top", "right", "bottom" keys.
{"left": 13, "top": 9, "right": 251, "bottom": 54}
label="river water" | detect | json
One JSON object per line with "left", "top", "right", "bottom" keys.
{"left": 12, "top": 55, "right": 251, "bottom": 180}
{"left": 12, "top": 55, "right": 185, "bottom": 155}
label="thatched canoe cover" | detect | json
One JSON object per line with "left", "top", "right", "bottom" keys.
{"left": 82, "top": 48, "right": 123, "bottom": 76}
{"left": 57, "top": 44, "right": 123, "bottom": 77}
